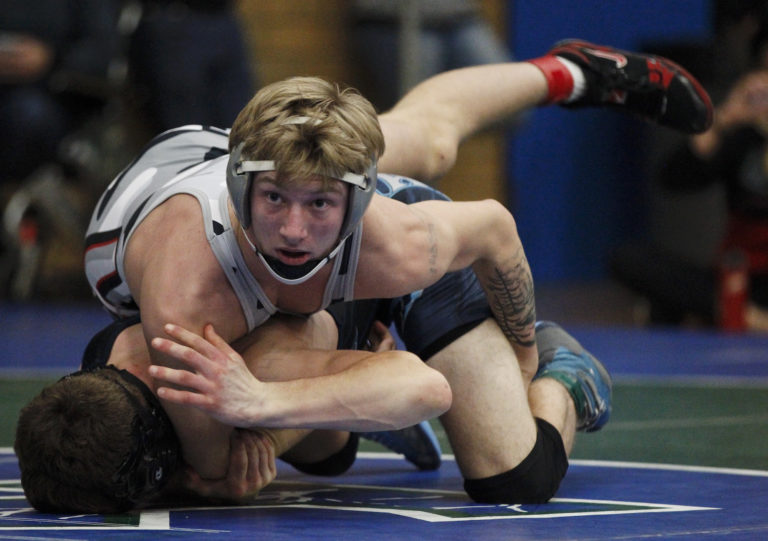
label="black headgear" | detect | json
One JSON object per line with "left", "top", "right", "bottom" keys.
{"left": 61, "top": 366, "right": 182, "bottom": 508}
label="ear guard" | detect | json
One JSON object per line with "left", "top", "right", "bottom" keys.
{"left": 226, "top": 141, "right": 378, "bottom": 241}
{"left": 60, "top": 367, "right": 181, "bottom": 509}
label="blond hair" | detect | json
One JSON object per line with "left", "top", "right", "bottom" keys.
{"left": 230, "top": 76, "right": 384, "bottom": 186}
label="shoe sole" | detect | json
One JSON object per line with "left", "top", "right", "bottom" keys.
{"left": 582, "top": 350, "right": 612, "bottom": 432}
{"left": 551, "top": 39, "right": 713, "bottom": 132}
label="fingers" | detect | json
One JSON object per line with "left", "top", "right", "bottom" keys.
{"left": 182, "top": 468, "right": 203, "bottom": 494}
{"left": 264, "top": 436, "right": 277, "bottom": 483}
{"left": 254, "top": 432, "right": 277, "bottom": 486}
{"left": 241, "top": 431, "right": 277, "bottom": 490}
{"left": 183, "top": 466, "right": 218, "bottom": 498}
{"left": 203, "top": 324, "right": 238, "bottom": 359}
{"left": 149, "top": 363, "right": 201, "bottom": 388}
{"left": 246, "top": 432, "right": 262, "bottom": 489}
{"left": 148, "top": 363, "right": 212, "bottom": 398}
{"left": 150, "top": 335, "right": 213, "bottom": 374}
{"left": 226, "top": 432, "right": 249, "bottom": 498}
{"left": 155, "top": 323, "right": 227, "bottom": 363}
{"left": 369, "top": 320, "right": 396, "bottom": 352}
{"left": 230, "top": 430, "right": 277, "bottom": 499}
{"left": 182, "top": 431, "right": 278, "bottom": 502}
{"left": 151, "top": 323, "right": 245, "bottom": 374}
{"left": 154, "top": 384, "right": 211, "bottom": 407}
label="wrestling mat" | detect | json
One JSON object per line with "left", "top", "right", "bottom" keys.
{"left": 2, "top": 449, "right": 768, "bottom": 540}
{"left": 2, "top": 303, "right": 768, "bottom": 539}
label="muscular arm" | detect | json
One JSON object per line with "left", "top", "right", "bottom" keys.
{"left": 124, "top": 196, "right": 251, "bottom": 479}
{"left": 378, "top": 62, "right": 547, "bottom": 181}
{"left": 357, "top": 196, "right": 538, "bottom": 382}
{"left": 150, "top": 315, "right": 452, "bottom": 432}
{"left": 125, "top": 196, "right": 450, "bottom": 480}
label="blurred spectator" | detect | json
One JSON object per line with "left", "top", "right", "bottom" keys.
{"left": 348, "top": 0, "right": 512, "bottom": 111}
{"left": 0, "top": 0, "right": 122, "bottom": 185}
{"left": 128, "top": 0, "right": 256, "bottom": 133}
{"left": 611, "top": 2, "right": 768, "bottom": 331}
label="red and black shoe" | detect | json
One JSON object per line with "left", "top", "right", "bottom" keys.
{"left": 549, "top": 39, "right": 713, "bottom": 134}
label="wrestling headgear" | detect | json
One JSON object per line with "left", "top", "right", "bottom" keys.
{"left": 63, "top": 367, "right": 182, "bottom": 509}
{"left": 226, "top": 130, "right": 377, "bottom": 284}
{"left": 227, "top": 140, "right": 377, "bottom": 240}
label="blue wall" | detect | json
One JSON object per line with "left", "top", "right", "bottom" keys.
{"left": 508, "top": 1, "right": 711, "bottom": 282}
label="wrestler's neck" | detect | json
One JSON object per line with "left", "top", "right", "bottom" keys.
{"left": 107, "top": 324, "right": 153, "bottom": 387}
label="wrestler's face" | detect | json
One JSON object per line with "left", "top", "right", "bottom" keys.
{"left": 248, "top": 173, "right": 348, "bottom": 264}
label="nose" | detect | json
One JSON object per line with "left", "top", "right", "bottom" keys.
{"left": 279, "top": 204, "right": 308, "bottom": 243}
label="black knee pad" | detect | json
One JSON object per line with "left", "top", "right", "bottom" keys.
{"left": 463, "top": 418, "right": 568, "bottom": 504}
{"left": 283, "top": 433, "right": 359, "bottom": 477}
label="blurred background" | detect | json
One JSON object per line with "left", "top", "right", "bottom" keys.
{"left": 2, "top": 0, "right": 768, "bottom": 473}
{"left": 3, "top": 0, "right": 768, "bottom": 333}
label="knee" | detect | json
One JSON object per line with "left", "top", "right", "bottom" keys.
{"left": 463, "top": 418, "right": 568, "bottom": 504}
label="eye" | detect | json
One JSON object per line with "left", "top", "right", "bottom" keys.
{"left": 265, "top": 192, "right": 282, "bottom": 203}
{"left": 312, "top": 198, "right": 330, "bottom": 209}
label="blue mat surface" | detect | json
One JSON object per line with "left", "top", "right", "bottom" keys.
{"left": 2, "top": 451, "right": 767, "bottom": 540}
{"left": 4, "top": 302, "right": 768, "bottom": 382}
{"left": 3, "top": 303, "right": 768, "bottom": 539}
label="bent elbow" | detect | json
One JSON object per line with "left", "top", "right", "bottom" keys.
{"left": 434, "top": 374, "right": 453, "bottom": 415}
{"left": 418, "top": 370, "right": 452, "bottom": 420}
{"left": 422, "top": 131, "right": 458, "bottom": 182}
{"left": 485, "top": 199, "right": 519, "bottom": 239}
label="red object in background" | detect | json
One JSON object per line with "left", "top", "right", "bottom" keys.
{"left": 718, "top": 249, "right": 749, "bottom": 331}
{"left": 18, "top": 215, "right": 39, "bottom": 245}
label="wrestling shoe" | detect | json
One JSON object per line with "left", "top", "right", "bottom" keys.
{"left": 358, "top": 420, "right": 442, "bottom": 470}
{"left": 534, "top": 321, "right": 612, "bottom": 432}
{"left": 549, "top": 39, "right": 713, "bottom": 134}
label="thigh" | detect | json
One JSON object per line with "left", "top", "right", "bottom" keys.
{"left": 427, "top": 318, "right": 537, "bottom": 479}
{"left": 389, "top": 265, "right": 492, "bottom": 359}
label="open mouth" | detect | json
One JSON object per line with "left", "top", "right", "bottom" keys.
{"left": 276, "top": 249, "right": 311, "bottom": 265}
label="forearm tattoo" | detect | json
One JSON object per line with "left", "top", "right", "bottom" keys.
{"left": 484, "top": 250, "right": 536, "bottom": 347}
{"left": 427, "top": 223, "right": 439, "bottom": 276}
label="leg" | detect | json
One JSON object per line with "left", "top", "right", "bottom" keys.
{"left": 528, "top": 378, "right": 577, "bottom": 453}
{"left": 378, "top": 61, "right": 547, "bottom": 181}
{"left": 378, "top": 39, "right": 712, "bottom": 182}
{"left": 324, "top": 299, "right": 443, "bottom": 471}
{"left": 427, "top": 319, "right": 570, "bottom": 504}
{"left": 280, "top": 431, "right": 360, "bottom": 476}
{"left": 427, "top": 318, "right": 611, "bottom": 503}
{"left": 427, "top": 319, "right": 538, "bottom": 480}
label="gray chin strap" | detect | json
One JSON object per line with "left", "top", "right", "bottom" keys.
{"left": 242, "top": 227, "right": 343, "bottom": 285}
